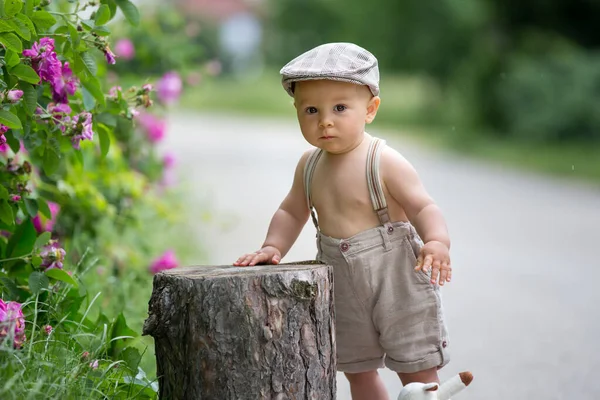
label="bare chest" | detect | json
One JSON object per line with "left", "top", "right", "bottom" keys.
{"left": 310, "top": 156, "right": 373, "bottom": 212}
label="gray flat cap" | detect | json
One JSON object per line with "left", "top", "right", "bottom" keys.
{"left": 280, "top": 42, "right": 380, "bottom": 97}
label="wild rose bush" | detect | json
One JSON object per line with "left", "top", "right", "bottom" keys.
{"left": 0, "top": 1, "right": 204, "bottom": 398}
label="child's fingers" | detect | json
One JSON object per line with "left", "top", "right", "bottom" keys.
{"left": 422, "top": 254, "right": 433, "bottom": 273}
{"left": 439, "top": 262, "right": 450, "bottom": 285}
{"left": 430, "top": 259, "right": 441, "bottom": 284}
{"left": 249, "top": 252, "right": 269, "bottom": 266}
{"left": 234, "top": 254, "right": 255, "bottom": 266}
{"left": 414, "top": 253, "right": 424, "bottom": 271}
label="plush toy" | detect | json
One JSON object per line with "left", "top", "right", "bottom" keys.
{"left": 397, "top": 371, "right": 473, "bottom": 400}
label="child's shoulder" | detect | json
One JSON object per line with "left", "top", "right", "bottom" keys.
{"left": 378, "top": 141, "right": 418, "bottom": 175}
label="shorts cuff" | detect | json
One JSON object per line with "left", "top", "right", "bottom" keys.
{"left": 337, "top": 357, "right": 385, "bottom": 373}
{"left": 385, "top": 349, "right": 449, "bottom": 374}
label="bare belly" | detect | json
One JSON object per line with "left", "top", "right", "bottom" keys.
{"left": 314, "top": 201, "right": 409, "bottom": 239}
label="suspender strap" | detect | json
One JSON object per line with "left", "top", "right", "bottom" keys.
{"left": 303, "top": 148, "right": 324, "bottom": 230}
{"left": 366, "top": 138, "right": 392, "bottom": 226}
{"left": 304, "top": 137, "right": 391, "bottom": 232}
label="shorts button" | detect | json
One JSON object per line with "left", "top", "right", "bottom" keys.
{"left": 387, "top": 226, "right": 394, "bottom": 234}
{"left": 442, "top": 340, "right": 447, "bottom": 348}
{"left": 340, "top": 242, "right": 349, "bottom": 252}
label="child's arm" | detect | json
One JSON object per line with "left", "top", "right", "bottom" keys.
{"left": 381, "top": 148, "right": 452, "bottom": 285}
{"left": 234, "top": 151, "right": 311, "bottom": 266}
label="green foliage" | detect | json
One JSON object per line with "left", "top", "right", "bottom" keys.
{"left": 0, "top": 0, "right": 206, "bottom": 398}
{"left": 265, "top": 0, "right": 600, "bottom": 144}
{"left": 109, "top": 4, "right": 215, "bottom": 76}
{"left": 495, "top": 50, "right": 600, "bottom": 143}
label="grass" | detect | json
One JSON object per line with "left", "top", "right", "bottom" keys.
{"left": 176, "top": 69, "right": 600, "bottom": 185}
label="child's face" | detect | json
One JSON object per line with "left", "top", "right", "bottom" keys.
{"left": 293, "top": 80, "right": 380, "bottom": 154}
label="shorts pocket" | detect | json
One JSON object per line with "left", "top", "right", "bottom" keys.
{"left": 402, "top": 237, "right": 432, "bottom": 285}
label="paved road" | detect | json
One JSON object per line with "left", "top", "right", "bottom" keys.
{"left": 164, "top": 112, "right": 600, "bottom": 400}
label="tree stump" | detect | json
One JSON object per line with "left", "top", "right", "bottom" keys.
{"left": 142, "top": 261, "right": 336, "bottom": 400}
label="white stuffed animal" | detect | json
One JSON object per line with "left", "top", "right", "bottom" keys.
{"left": 397, "top": 371, "right": 473, "bottom": 400}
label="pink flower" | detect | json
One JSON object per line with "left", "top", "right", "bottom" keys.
{"left": 0, "top": 299, "right": 26, "bottom": 349}
{"left": 51, "top": 62, "right": 78, "bottom": 104}
{"left": 10, "top": 195, "right": 21, "bottom": 202}
{"left": 7, "top": 90, "right": 23, "bottom": 102}
{"left": 70, "top": 112, "right": 93, "bottom": 149}
{"left": 205, "top": 59, "right": 222, "bottom": 76}
{"left": 149, "top": 250, "right": 179, "bottom": 274}
{"left": 137, "top": 113, "right": 166, "bottom": 143}
{"left": 23, "top": 38, "right": 61, "bottom": 84}
{"left": 156, "top": 71, "right": 182, "bottom": 106}
{"left": 114, "top": 39, "right": 135, "bottom": 60}
{"left": 32, "top": 201, "right": 60, "bottom": 233}
{"left": 163, "top": 152, "right": 176, "bottom": 168}
{"left": 104, "top": 46, "right": 116, "bottom": 65}
{"left": 39, "top": 240, "right": 66, "bottom": 270}
{"left": 44, "top": 325, "right": 53, "bottom": 335}
{"left": 81, "top": 351, "right": 90, "bottom": 359}
{"left": 186, "top": 72, "right": 202, "bottom": 87}
{"left": 108, "top": 86, "right": 121, "bottom": 98}
{"left": 89, "top": 359, "right": 99, "bottom": 369}
{"left": 0, "top": 124, "right": 8, "bottom": 147}
{"left": 142, "top": 83, "right": 153, "bottom": 93}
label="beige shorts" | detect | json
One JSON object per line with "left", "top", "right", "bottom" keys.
{"left": 316, "top": 221, "right": 450, "bottom": 374}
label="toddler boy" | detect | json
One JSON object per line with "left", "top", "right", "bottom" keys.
{"left": 234, "top": 42, "right": 452, "bottom": 400}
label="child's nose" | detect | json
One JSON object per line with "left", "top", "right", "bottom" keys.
{"left": 318, "top": 114, "right": 334, "bottom": 128}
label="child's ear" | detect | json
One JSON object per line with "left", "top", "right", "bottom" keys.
{"left": 365, "top": 96, "right": 381, "bottom": 124}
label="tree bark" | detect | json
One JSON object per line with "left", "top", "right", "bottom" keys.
{"left": 143, "top": 261, "right": 336, "bottom": 400}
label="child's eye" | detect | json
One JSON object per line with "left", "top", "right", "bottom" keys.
{"left": 305, "top": 107, "right": 318, "bottom": 114}
{"left": 334, "top": 105, "right": 347, "bottom": 112}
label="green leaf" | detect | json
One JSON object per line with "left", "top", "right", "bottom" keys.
{"left": 80, "top": 19, "right": 95, "bottom": 31}
{"left": 0, "top": 277, "right": 20, "bottom": 299}
{"left": 16, "top": 13, "right": 36, "bottom": 38}
{"left": 19, "top": 82, "right": 37, "bottom": 115}
{"left": 0, "top": 186, "right": 8, "bottom": 200}
{"left": 24, "top": 197, "right": 38, "bottom": 217}
{"left": 42, "top": 147, "right": 60, "bottom": 175}
{"left": 37, "top": 198, "right": 51, "bottom": 219}
{"left": 4, "top": 129, "right": 21, "bottom": 154}
{"left": 6, "top": 219, "right": 36, "bottom": 258}
{"left": 0, "top": 20, "right": 17, "bottom": 33}
{"left": 34, "top": 231, "right": 51, "bottom": 249}
{"left": 101, "top": 0, "right": 118, "bottom": 18}
{"left": 92, "top": 25, "right": 110, "bottom": 36}
{"left": 0, "top": 109, "right": 22, "bottom": 129}
{"left": 5, "top": 50, "right": 20, "bottom": 68}
{"left": 95, "top": 113, "right": 116, "bottom": 127}
{"left": 95, "top": 4, "right": 111, "bottom": 25}
{"left": 73, "top": 149, "right": 83, "bottom": 166}
{"left": 81, "top": 86, "right": 96, "bottom": 111}
{"left": 12, "top": 15, "right": 31, "bottom": 40}
{"left": 4, "top": 0, "right": 23, "bottom": 17}
{"left": 11, "top": 64, "right": 40, "bottom": 84}
{"left": 0, "top": 32, "right": 23, "bottom": 52}
{"left": 31, "top": 10, "right": 56, "bottom": 31}
{"left": 31, "top": 255, "right": 42, "bottom": 267}
{"left": 110, "top": 312, "right": 137, "bottom": 356}
{"left": 120, "top": 347, "right": 142, "bottom": 371}
{"left": 115, "top": 0, "right": 139, "bottom": 26}
{"left": 23, "top": 0, "right": 33, "bottom": 16}
{"left": 29, "top": 271, "right": 49, "bottom": 295}
{"left": 79, "top": 52, "right": 98, "bottom": 76}
{"left": 0, "top": 199, "right": 14, "bottom": 225}
{"left": 81, "top": 77, "right": 105, "bottom": 106}
{"left": 45, "top": 268, "right": 78, "bottom": 287}
{"left": 98, "top": 125, "right": 110, "bottom": 158}
{"left": 4, "top": 129, "right": 20, "bottom": 153}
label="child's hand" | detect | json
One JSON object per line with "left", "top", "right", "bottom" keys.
{"left": 233, "top": 246, "right": 282, "bottom": 267}
{"left": 414, "top": 240, "right": 452, "bottom": 285}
